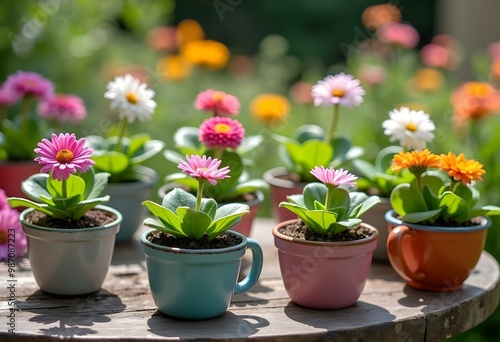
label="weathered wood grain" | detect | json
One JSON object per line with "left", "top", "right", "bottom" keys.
{"left": 1, "top": 218, "right": 498, "bottom": 341}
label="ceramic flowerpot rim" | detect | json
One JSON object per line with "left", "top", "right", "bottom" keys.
{"left": 272, "top": 219, "right": 379, "bottom": 247}
{"left": 106, "top": 165, "right": 158, "bottom": 189}
{"left": 20, "top": 205, "right": 123, "bottom": 233}
{"left": 263, "top": 166, "right": 309, "bottom": 189}
{"left": 141, "top": 229, "right": 248, "bottom": 255}
{"left": 384, "top": 209, "right": 491, "bottom": 233}
{"left": 157, "top": 183, "right": 265, "bottom": 207}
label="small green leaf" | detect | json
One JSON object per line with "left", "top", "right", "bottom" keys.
{"left": 21, "top": 173, "right": 51, "bottom": 201}
{"left": 177, "top": 207, "right": 212, "bottom": 239}
{"left": 238, "top": 135, "right": 263, "bottom": 154}
{"left": 390, "top": 183, "right": 427, "bottom": 216}
{"left": 161, "top": 188, "right": 197, "bottom": 212}
{"left": 438, "top": 191, "right": 469, "bottom": 221}
{"left": 86, "top": 172, "right": 110, "bottom": 199}
{"left": 142, "top": 200, "right": 183, "bottom": 233}
{"left": 130, "top": 139, "right": 165, "bottom": 164}
{"left": 92, "top": 151, "right": 129, "bottom": 174}
{"left": 47, "top": 174, "right": 85, "bottom": 199}
{"left": 143, "top": 218, "right": 187, "bottom": 238}
{"left": 304, "top": 210, "right": 339, "bottom": 235}
{"left": 303, "top": 183, "right": 327, "bottom": 209}
{"left": 295, "top": 125, "right": 324, "bottom": 142}
{"left": 200, "top": 198, "right": 217, "bottom": 219}
{"left": 402, "top": 209, "right": 442, "bottom": 223}
{"left": 67, "top": 196, "right": 110, "bottom": 220}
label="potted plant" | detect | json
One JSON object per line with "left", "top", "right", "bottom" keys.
{"left": 7, "top": 133, "right": 122, "bottom": 295}
{"left": 385, "top": 149, "right": 500, "bottom": 291}
{"left": 351, "top": 106, "right": 436, "bottom": 261}
{"left": 85, "top": 74, "right": 164, "bottom": 242}
{"left": 141, "top": 154, "right": 263, "bottom": 319}
{"left": 264, "top": 73, "right": 365, "bottom": 222}
{"left": 0, "top": 71, "right": 86, "bottom": 199}
{"left": 273, "top": 165, "right": 381, "bottom": 309}
{"left": 160, "top": 89, "right": 268, "bottom": 237}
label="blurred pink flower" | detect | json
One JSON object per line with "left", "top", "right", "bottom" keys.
{"left": 488, "top": 41, "right": 500, "bottom": 61}
{"left": 199, "top": 117, "right": 245, "bottom": 150}
{"left": 310, "top": 166, "right": 358, "bottom": 187}
{"left": 420, "top": 44, "right": 449, "bottom": 68}
{"left": 377, "top": 22, "right": 419, "bottom": 49}
{"left": 178, "top": 155, "right": 230, "bottom": 186}
{"left": 311, "top": 73, "right": 365, "bottom": 107}
{"left": 34, "top": 133, "right": 95, "bottom": 181}
{"left": 356, "top": 65, "right": 387, "bottom": 86}
{"left": 195, "top": 89, "right": 240, "bottom": 116}
{"left": 0, "top": 204, "right": 27, "bottom": 260}
{"left": 290, "top": 82, "right": 314, "bottom": 104}
{"left": 0, "top": 87, "right": 16, "bottom": 106}
{"left": 147, "top": 26, "right": 178, "bottom": 52}
{"left": 2, "top": 71, "right": 54, "bottom": 103}
{"left": 38, "top": 94, "right": 87, "bottom": 123}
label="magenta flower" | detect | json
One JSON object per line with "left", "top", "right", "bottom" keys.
{"left": 178, "top": 155, "right": 230, "bottom": 186}
{"left": 34, "top": 133, "right": 95, "bottom": 181}
{"left": 377, "top": 22, "right": 419, "bottom": 49}
{"left": 0, "top": 207, "right": 27, "bottom": 260}
{"left": 2, "top": 71, "right": 54, "bottom": 103}
{"left": 38, "top": 94, "right": 87, "bottom": 123}
{"left": 199, "top": 116, "right": 245, "bottom": 150}
{"left": 310, "top": 166, "right": 358, "bottom": 187}
{"left": 0, "top": 87, "right": 16, "bottom": 107}
{"left": 311, "top": 73, "right": 365, "bottom": 107}
{"left": 420, "top": 44, "right": 449, "bottom": 69}
{"left": 194, "top": 89, "right": 240, "bottom": 116}
{"left": 0, "top": 190, "right": 9, "bottom": 211}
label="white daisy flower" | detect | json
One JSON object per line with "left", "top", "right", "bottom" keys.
{"left": 382, "top": 107, "right": 435, "bottom": 150}
{"left": 104, "top": 74, "right": 156, "bottom": 123}
{"left": 311, "top": 73, "right": 365, "bottom": 108}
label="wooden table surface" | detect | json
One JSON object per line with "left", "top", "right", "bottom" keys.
{"left": 1, "top": 218, "right": 499, "bottom": 342}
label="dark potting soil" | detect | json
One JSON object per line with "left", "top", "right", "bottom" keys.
{"left": 147, "top": 231, "right": 242, "bottom": 249}
{"left": 279, "top": 219, "right": 374, "bottom": 242}
{"left": 25, "top": 209, "right": 116, "bottom": 229}
{"left": 276, "top": 172, "right": 302, "bottom": 183}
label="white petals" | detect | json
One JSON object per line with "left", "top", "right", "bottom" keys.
{"left": 382, "top": 107, "right": 435, "bottom": 150}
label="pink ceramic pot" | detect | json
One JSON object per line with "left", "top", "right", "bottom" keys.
{"left": 263, "top": 167, "right": 307, "bottom": 223}
{"left": 0, "top": 161, "right": 40, "bottom": 199}
{"left": 272, "top": 220, "right": 378, "bottom": 309}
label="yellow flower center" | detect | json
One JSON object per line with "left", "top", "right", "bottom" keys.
{"left": 126, "top": 92, "right": 139, "bottom": 104}
{"left": 212, "top": 91, "right": 226, "bottom": 103}
{"left": 331, "top": 89, "right": 345, "bottom": 98}
{"left": 56, "top": 149, "right": 74, "bottom": 164}
{"left": 405, "top": 122, "right": 417, "bottom": 132}
{"left": 0, "top": 230, "right": 7, "bottom": 244}
{"left": 214, "top": 123, "right": 231, "bottom": 133}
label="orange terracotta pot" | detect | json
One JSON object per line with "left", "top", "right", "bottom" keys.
{"left": 385, "top": 210, "right": 490, "bottom": 291}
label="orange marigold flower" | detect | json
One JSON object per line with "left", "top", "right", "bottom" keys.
{"left": 362, "top": 4, "right": 401, "bottom": 31}
{"left": 157, "top": 55, "right": 192, "bottom": 81}
{"left": 439, "top": 152, "right": 485, "bottom": 185}
{"left": 250, "top": 94, "right": 291, "bottom": 125}
{"left": 412, "top": 68, "right": 444, "bottom": 92}
{"left": 451, "top": 82, "right": 500, "bottom": 126}
{"left": 176, "top": 19, "right": 205, "bottom": 47}
{"left": 181, "top": 40, "right": 230, "bottom": 70}
{"left": 391, "top": 149, "right": 440, "bottom": 173}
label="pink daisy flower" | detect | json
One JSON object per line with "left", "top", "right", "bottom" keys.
{"left": 311, "top": 73, "right": 365, "bottom": 107}
{"left": 377, "top": 22, "right": 419, "bottom": 49}
{"left": 178, "top": 155, "right": 230, "bottom": 186}
{"left": 310, "top": 166, "right": 358, "bottom": 187}
{"left": 0, "top": 207, "right": 27, "bottom": 260}
{"left": 38, "top": 94, "right": 87, "bottom": 123}
{"left": 194, "top": 89, "right": 240, "bottom": 116}
{"left": 2, "top": 71, "right": 54, "bottom": 103}
{"left": 34, "top": 133, "right": 95, "bottom": 181}
{"left": 199, "top": 117, "right": 245, "bottom": 150}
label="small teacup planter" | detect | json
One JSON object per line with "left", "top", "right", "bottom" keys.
{"left": 274, "top": 166, "right": 380, "bottom": 309}
{"left": 8, "top": 133, "right": 121, "bottom": 295}
{"left": 385, "top": 210, "right": 490, "bottom": 291}
{"left": 141, "top": 154, "right": 263, "bottom": 319}
{"left": 385, "top": 149, "right": 500, "bottom": 291}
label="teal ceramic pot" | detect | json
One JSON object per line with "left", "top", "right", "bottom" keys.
{"left": 20, "top": 205, "right": 122, "bottom": 295}
{"left": 105, "top": 166, "right": 158, "bottom": 242}
{"left": 141, "top": 229, "right": 263, "bottom": 320}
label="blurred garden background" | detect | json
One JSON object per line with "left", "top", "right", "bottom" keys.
{"left": 2, "top": 0, "right": 500, "bottom": 340}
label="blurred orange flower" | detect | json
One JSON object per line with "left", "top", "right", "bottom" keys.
{"left": 181, "top": 40, "right": 230, "bottom": 70}
{"left": 491, "top": 59, "right": 500, "bottom": 82}
{"left": 176, "top": 19, "right": 205, "bottom": 47}
{"left": 157, "top": 55, "right": 192, "bottom": 81}
{"left": 147, "top": 26, "right": 178, "bottom": 52}
{"left": 411, "top": 68, "right": 444, "bottom": 92}
{"left": 452, "top": 82, "right": 500, "bottom": 125}
{"left": 251, "top": 94, "right": 290, "bottom": 124}
{"left": 362, "top": 4, "right": 401, "bottom": 31}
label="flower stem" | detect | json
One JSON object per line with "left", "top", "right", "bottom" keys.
{"left": 415, "top": 173, "right": 423, "bottom": 193}
{"left": 324, "top": 104, "right": 340, "bottom": 144}
{"left": 115, "top": 118, "right": 127, "bottom": 152}
{"left": 213, "top": 147, "right": 223, "bottom": 161}
{"left": 62, "top": 178, "right": 67, "bottom": 198}
{"left": 325, "top": 185, "right": 334, "bottom": 208}
{"left": 196, "top": 180, "right": 206, "bottom": 211}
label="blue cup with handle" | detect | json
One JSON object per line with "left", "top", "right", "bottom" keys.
{"left": 141, "top": 229, "right": 263, "bottom": 320}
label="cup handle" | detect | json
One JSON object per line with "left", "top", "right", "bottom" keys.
{"left": 234, "top": 238, "right": 263, "bottom": 296}
{"left": 387, "top": 225, "right": 425, "bottom": 282}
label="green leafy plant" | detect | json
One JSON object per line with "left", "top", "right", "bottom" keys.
{"left": 279, "top": 166, "right": 380, "bottom": 235}
{"left": 143, "top": 154, "right": 249, "bottom": 240}
{"left": 389, "top": 149, "right": 500, "bottom": 225}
